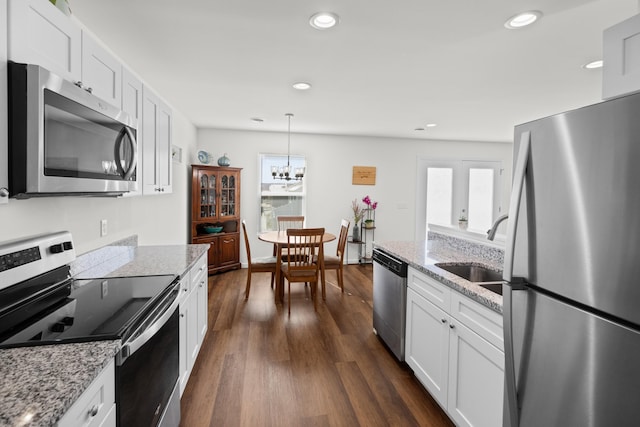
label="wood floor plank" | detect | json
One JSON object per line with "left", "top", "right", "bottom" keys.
{"left": 180, "top": 266, "right": 455, "bottom": 427}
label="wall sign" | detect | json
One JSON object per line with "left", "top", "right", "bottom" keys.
{"left": 352, "top": 166, "right": 376, "bottom": 185}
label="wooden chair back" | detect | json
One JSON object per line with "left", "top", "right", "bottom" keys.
{"left": 336, "top": 219, "right": 350, "bottom": 261}
{"left": 241, "top": 220, "right": 253, "bottom": 263}
{"left": 277, "top": 216, "right": 305, "bottom": 233}
{"left": 285, "top": 227, "right": 324, "bottom": 280}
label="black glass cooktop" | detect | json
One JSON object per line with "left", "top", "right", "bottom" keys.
{"left": 0, "top": 274, "right": 177, "bottom": 348}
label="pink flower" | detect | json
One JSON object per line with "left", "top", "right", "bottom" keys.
{"left": 362, "top": 196, "right": 378, "bottom": 209}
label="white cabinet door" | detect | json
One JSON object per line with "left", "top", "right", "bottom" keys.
{"left": 447, "top": 319, "right": 504, "bottom": 427}
{"left": 122, "top": 68, "right": 142, "bottom": 123}
{"left": 121, "top": 68, "right": 143, "bottom": 197}
{"left": 186, "top": 284, "right": 200, "bottom": 370}
{"left": 142, "top": 87, "right": 172, "bottom": 195}
{"left": 7, "top": 0, "right": 81, "bottom": 81}
{"left": 196, "top": 271, "right": 208, "bottom": 343}
{"left": 81, "top": 31, "right": 122, "bottom": 107}
{"left": 604, "top": 14, "right": 640, "bottom": 100}
{"left": 405, "top": 287, "right": 450, "bottom": 409}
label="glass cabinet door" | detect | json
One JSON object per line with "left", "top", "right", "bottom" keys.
{"left": 199, "top": 172, "right": 217, "bottom": 219}
{"left": 220, "top": 173, "right": 236, "bottom": 217}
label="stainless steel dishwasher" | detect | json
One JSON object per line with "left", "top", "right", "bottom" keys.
{"left": 372, "top": 248, "right": 408, "bottom": 361}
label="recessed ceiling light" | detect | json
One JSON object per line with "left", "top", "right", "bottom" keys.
{"left": 292, "top": 82, "right": 312, "bottom": 90}
{"left": 426, "top": 123, "right": 437, "bottom": 128}
{"left": 250, "top": 117, "right": 264, "bottom": 123}
{"left": 504, "top": 11, "right": 542, "bottom": 29}
{"left": 583, "top": 60, "right": 603, "bottom": 69}
{"left": 309, "top": 12, "right": 339, "bottom": 30}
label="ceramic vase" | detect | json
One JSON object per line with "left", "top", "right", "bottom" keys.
{"left": 352, "top": 225, "right": 360, "bottom": 242}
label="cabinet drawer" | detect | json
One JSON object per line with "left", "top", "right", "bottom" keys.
{"left": 58, "top": 359, "right": 115, "bottom": 427}
{"left": 450, "top": 291, "right": 503, "bottom": 351}
{"left": 408, "top": 267, "right": 451, "bottom": 312}
{"left": 190, "top": 254, "right": 207, "bottom": 288}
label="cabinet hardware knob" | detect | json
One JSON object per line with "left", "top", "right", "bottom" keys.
{"left": 441, "top": 319, "right": 447, "bottom": 323}
{"left": 88, "top": 405, "right": 99, "bottom": 417}
{"left": 449, "top": 324, "right": 455, "bottom": 329}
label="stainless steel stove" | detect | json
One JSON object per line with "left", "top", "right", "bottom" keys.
{"left": 0, "top": 232, "right": 182, "bottom": 427}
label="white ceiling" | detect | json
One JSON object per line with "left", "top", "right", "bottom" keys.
{"left": 71, "top": 0, "right": 637, "bottom": 143}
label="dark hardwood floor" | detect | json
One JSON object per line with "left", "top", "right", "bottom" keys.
{"left": 179, "top": 264, "right": 455, "bottom": 427}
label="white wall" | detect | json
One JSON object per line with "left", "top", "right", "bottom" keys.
{"left": 0, "top": 109, "right": 197, "bottom": 255}
{"left": 197, "top": 128, "right": 513, "bottom": 264}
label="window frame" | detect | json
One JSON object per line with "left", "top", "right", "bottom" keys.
{"left": 416, "top": 158, "right": 503, "bottom": 240}
{"left": 257, "top": 153, "right": 307, "bottom": 233}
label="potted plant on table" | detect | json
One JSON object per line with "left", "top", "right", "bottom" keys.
{"left": 362, "top": 196, "right": 378, "bottom": 228}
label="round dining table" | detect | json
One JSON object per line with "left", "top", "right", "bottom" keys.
{"left": 258, "top": 230, "right": 336, "bottom": 303}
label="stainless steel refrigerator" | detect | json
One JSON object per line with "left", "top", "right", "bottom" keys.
{"left": 503, "top": 91, "right": 640, "bottom": 427}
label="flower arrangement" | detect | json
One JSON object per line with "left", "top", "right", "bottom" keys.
{"left": 352, "top": 199, "right": 364, "bottom": 225}
{"left": 362, "top": 195, "right": 378, "bottom": 210}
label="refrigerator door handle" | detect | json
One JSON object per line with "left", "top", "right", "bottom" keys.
{"left": 503, "top": 130, "right": 530, "bottom": 427}
{"left": 504, "top": 131, "right": 530, "bottom": 282}
{"left": 504, "top": 279, "right": 526, "bottom": 427}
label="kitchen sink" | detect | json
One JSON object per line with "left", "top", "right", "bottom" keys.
{"left": 435, "top": 263, "right": 503, "bottom": 283}
{"left": 478, "top": 283, "right": 503, "bottom": 296}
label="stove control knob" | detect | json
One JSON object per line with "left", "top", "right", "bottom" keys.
{"left": 49, "top": 244, "right": 64, "bottom": 254}
{"left": 63, "top": 241, "right": 74, "bottom": 251}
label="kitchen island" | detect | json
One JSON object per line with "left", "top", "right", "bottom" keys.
{"left": 0, "top": 241, "right": 209, "bottom": 427}
{"left": 375, "top": 231, "right": 505, "bottom": 427}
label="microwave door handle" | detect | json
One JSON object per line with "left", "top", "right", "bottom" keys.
{"left": 114, "top": 127, "right": 137, "bottom": 180}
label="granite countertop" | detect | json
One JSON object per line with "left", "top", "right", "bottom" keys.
{"left": 375, "top": 234, "right": 504, "bottom": 313}
{"left": 73, "top": 244, "right": 210, "bottom": 279}
{"left": 0, "top": 340, "right": 120, "bottom": 427}
{"left": 0, "top": 242, "right": 209, "bottom": 427}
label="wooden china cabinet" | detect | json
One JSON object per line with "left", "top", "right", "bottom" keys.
{"left": 190, "top": 165, "right": 242, "bottom": 274}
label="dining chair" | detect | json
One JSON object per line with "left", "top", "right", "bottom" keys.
{"left": 316, "top": 219, "right": 350, "bottom": 299}
{"left": 275, "top": 215, "right": 305, "bottom": 260}
{"left": 280, "top": 227, "right": 324, "bottom": 314}
{"left": 242, "top": 220, "right": 278, "bottom": 299}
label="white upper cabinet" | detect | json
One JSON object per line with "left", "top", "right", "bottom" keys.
{"left": 81, "top": 31, "right": 122, "bottom": 107}
{"left": 121, "top": 68, "right": 143, "bottom": 197}
{"left": 142, "top": 87, "right": 173, "bottom": 195}
{"left": 7, "top": 0, "right": 82, "bottom": 81}
{"left": 603, "top": 14, "right": 640, "bottom": 100}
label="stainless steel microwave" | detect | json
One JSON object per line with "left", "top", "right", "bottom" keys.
{"left": 8, "top": 62, "right": 138, "bottom": 198}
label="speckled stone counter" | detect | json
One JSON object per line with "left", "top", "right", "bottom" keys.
{"left": 0, "top": 241, "right": 209, "bottom": 427}
{"left": 73, "top": 244, "right": 209, "bottom": 279}
{"left": 0, "top": 340, "right": 120, "bottom": 427}
{"left": 374, "top": 232, "right": 504, "bottom": 313}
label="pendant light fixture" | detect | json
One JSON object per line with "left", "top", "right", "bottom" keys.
{"left": 272, "top": 113, "right": 305, "bottom": 181}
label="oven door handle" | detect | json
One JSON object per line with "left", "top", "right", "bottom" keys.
{"left": 119, "top": 282, "right": 180, "bottom": 364}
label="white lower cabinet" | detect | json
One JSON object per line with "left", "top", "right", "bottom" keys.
{"left": 58, "top": 359, "right": 115, "bottom": 427}
{"left": 406, "top": 267, "right": 504, "bottom": 427}
{"left": 179, "top": 254, "right": 208, "bottom": 396}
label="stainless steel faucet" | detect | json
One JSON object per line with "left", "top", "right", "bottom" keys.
{"left": 487, "top": 214, "right": 508, "bottom": 240}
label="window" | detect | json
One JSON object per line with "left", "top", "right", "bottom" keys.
{"left": 259, "top": 154, "right": 306, "bottom": 232}
{"left": 417, "top": 159, "right": 502, "bottom": 239}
